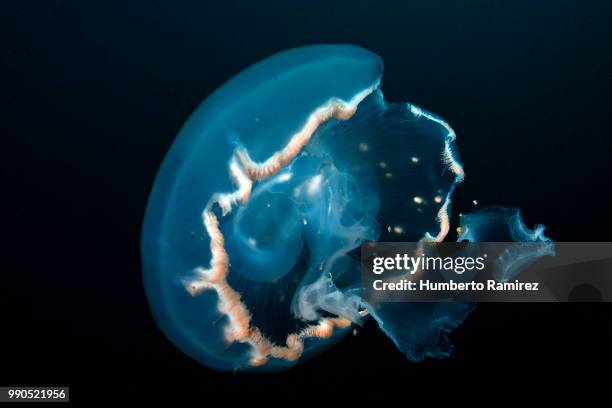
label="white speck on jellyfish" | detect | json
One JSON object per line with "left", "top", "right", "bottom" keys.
{"left": 473, "top": 200, "right": 478, "bottom": 205}
{"left": 413, "top": 196, "right": 423, "bottom": 204}
{"left": 303, "top": 219, "right": 308, "bottom": 225}
{"left": 359, "top": 142, "right": 369, "bottom": 152}
{"left": 385, "top": 172, "right": 393, "bottom": 179}
{"left": 307, "top": 174, "right": 323, "bottom": 195}
{"left": 277, "top": 172, "right": 292, "bottom": 182}
{"left": 266, "top": 203, "right": 271, "bottom": 208}
{"left": 387, "top": 226, "right": 391, "bottom": 233}
{"left": 248, "top": 238, "right": 257, "bottom": 247}
{"left": 411, "top": 156, "right": 419, "bottom": 163}
{"left": 434, "top": 195, "right": 442, "bottom": 203}
{"left": 393, "top": 226, "right": 404, "bottom": 234}
{"left": 379, "top": 161, "right": 387, "bottom": 169}
{"left": 410, "top": 105, "right": 422, "bottom": 117}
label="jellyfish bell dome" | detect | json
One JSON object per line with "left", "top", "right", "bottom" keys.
{"left": 142, "top": 44, "right": 471, "bottom": 371}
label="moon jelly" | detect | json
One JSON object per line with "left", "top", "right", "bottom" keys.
{"left": 142, "top": 45, "right": 544, "bottom": 371}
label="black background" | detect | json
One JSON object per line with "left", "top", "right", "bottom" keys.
{"left": 2, "top": 0, "right": 612, "bottom": 405}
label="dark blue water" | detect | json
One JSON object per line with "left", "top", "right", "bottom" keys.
{"left": 2, "top": 0, "right": 612, "bottom": 404}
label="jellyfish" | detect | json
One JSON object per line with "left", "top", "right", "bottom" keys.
{"left": 141, "top": 45, "right": 549, "bottom": 371}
